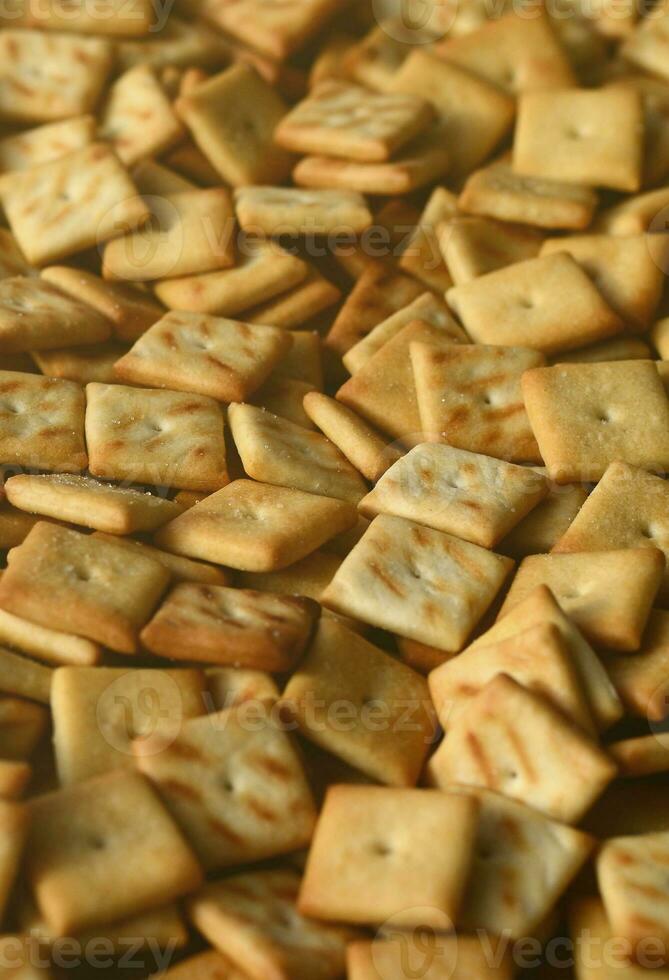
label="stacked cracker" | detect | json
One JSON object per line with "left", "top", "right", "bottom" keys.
{"left": 0, "top": 1, "right": 668, "bottom": 978}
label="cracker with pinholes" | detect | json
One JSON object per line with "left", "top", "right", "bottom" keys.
{"left": 275, "top": 80, "right": 433, "bottom": 162}
{"left": 0, "top": 276, "right": 111, "bottom": 354}
{"left": 234, "top": 187, "right": 372, "bottom": 237}
{"left": 446, "top": 252, "right": 623, "bottom": 356}
{"left": 188, "top": 868, "right": 355, "bottom": 980}
{"left": 0, "top": 799, "right": 28, "bottom": 923}
{"left": 99, "top": 65, "right": 183, "bottom": 167}
{"left": 90, "top": 532, "right": 229, "bottom": 587}
{"left": 32, "top": 341, "right": 129, "bottom": 385}
{"left": 52, "top": 665, "right": 204, "bottom": 785}
{"left": 154, "top": 239, "right": 308, "bottom": 317}
{"left": 388, "top": 50, "right": 514, "bottom": 179}
{"left": 103, "top": 188, "right": 235, "bottom": 283}
{"left": 360, "top": 444, "right": 548, "bottom": 549}
{"left": 0, "top": 116, "right": 96, "bottom": 173}
{"left": 0, "top": 370, "right": 87, "bottom": 473}
{"left": 175, "top": 63, "right": 293, "bottom": 186}
{"left": 343, "top": 291, "right": 465, "bottom": 375}
{"left": 440, "top": 216, "right": 544, "bottom": 286}
{"left": 453, "top": 787, "right": 593, "bottom": 940}
{"left": 5, "top": 474, "right": 182, "bottom": 536}
{"left": 0, "top": 31, "right": 112, "bottom": 124}
{"left": 458, "top": 159, "right": 598, "bottom": 230}
{"left": 521, "top": 360, "right": 669, "bottom": 483}
{"left": 514, "top": 87, "right": 644, "bottom": 192}
{"left": 499, "top": 548, "right": 664, "bottom": 653}
{"left": 0, "top": 646, "right": 52, "bottom": 704}
{"left": 228, "top": 403, "right": 367, "bottom": 504}
{"left": 303, "top": 392, "right": 401, "bottom": 484}
{"left": 155, "top": 479, "right": 357, "bottom": 572}
{"left": 553, "top": 461, "right": 669, "bottom": 604}
{"left": 85, "top": 383, "right": 229, "bottom": 493}
{"left": 607, "top": 609, "right": 669, "bottom": 721}
{"left": 398, "top": 186, "right": 458, "bottom": 293}
{"left": 0, "top": 231, "right": 32, "bottom": 281}
{"left": 27, "top": 769, "right": 203, "bottom": 938}
{"left": 281, "top": 617, "right": 435, "bottom": 787}
{"left": 298, "top": 784, "right": 479, "bottom": 929}
{"left": 540, "top": 234, "right": 668, "bottom": 332}
{"left": 0, "top": 522, "right": 170, "bottom": 654}
{"left": 134, "top": 704, "right": 316, "bottom": 872}
{"left": 141, "top": 582, "right": 319, "bottom": 671}
{"left": 0, "top": 604, "right": 101, "bottom": 667}
{"left": 410, "top": 341, "right": 544, "bottom": 464}
{"left": 428, "top": 674, "right": 616, "bottom": 824}
{"left": 40, "top": 267, "right": 163, "bottom": 343}
{"left": 348, "top": 934, "right": 514, "bottom": 980}
{"left": 0, "top": 144, "right": 149, "bottom": 267}
{"left": 246, "top": 268, "right": 340, "bottom": 332}
{"left": 114, "top": 311, "right": 290, "bottom": 403}
{"left": 201, "top": 0, "right": 339, "bottom": 61}
{"left": 322, "top": 514, "right": 513, "bottom": 652}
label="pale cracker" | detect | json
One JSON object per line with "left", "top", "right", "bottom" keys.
{"left": 162, "top": 138, "right": 222, "bottom": 186}
{"left": 200, "top": 0, "right": 340, "bottom": 61}
{"left": 0, "top": 645, "right": 52, "bottom": 704}
{"left": 569, "top": 897, "right": 669, "bottom": 980}
{"left": 609, "top": 733, "right": 669, "bottom": 778}
{"left": 521, "top": 360, "right": 669, "bottom": 482}
{"left": 347, "top": 935, "right": 514, "bottom": 980}
{"left": 555, "top": 336, "right": 652, "bottom": 364}
{"left": 85, "top": 382, "right": 229, "bottom": 492}
{"left": 154, "top": 479, "right": 357, "bottom": 572}
{"left": 228, "top": 402, "right": 367, "bottom": 504}
{"left": 298, "top": 784, "right": 479, "bottom": 929}
{"left": 0, "top": 231, "right": 32, "bottom": 281}
{"left": 427, "top": 673, "right": 616, "bottom": 823}
{"left": 4, "top": 0, "right": 154, "bottom": 35}
{"left": 446, "top": 252, "right": 623, "bottom": 355}
{"left": 175, "top": 63, "right": 293, "bottom": 186}
{"left": 205, "top": 666, "right": 279, "bottom": 712}
{"left": 0, "top": 276, "right": 111, "bottom": 353}
{"left": 115, "top": 16, "right": 229, "bottom": 73}
{"left": 497, "top": 547, "right": 664, "bottom": 652}
{"left": 245, "top": 268, "right": 340, "bottom": 331}
{"left": 0, "top": 116, "right": 95, "bottom": 173}
{"left": 98, "top": 65, "right": 183, "bottom": 167}
{"left": 32, "top": 341, "right": 129, "bottom": 385}
{"left": 606, "top": 609, "right": 669, "bottom": 720}
{"left": 499, "top": 480, "right": 589, "bottom": 558}
{"left": 140, "top": 582, "right": 318, "bottom": 671}
{"left": 0, "top": 521, "right": 170, "bottom": 653}
{"left": 281, "top": 617, "right": 435, "bottom": 786}
{"left": 0, "top": 143, "right": 149, "bottom": 266}
{"left": 0, "top": 605, "right": 100, "bottom": 667}
{"left": 410, "top": 341, "right": 544, "bottom": 463}
{"left": 113, "top": 311, "right": 290, "bottom": 402}
{"left": 598, "top": 831, "right": 669, "bottom": 955}
{"left": 4, "top": 474, "right": 182, "bottom": 535}
{"left": 439, "top": 215, "right": 544, "bottom": 286}
{"left": 131, "top": 158, "right": 196, "bottom": 197}
{"left": 359, "top": 443, "right": 548, "bottom": 548}
{"left": 90, "top": 531, "right": 229, "bottom": 586}
{"left": 234, "top": 186, "right": 372, "bottom": 236}
{"left": 251, "top": 376, "right": 316, "bottom": 429}
{"left": 622, "top": 3, "right": 669, "bottom": 83}
{"left": 397, "top": 186, "right": 458, "bottom": 292}
{"left": 321, "top": 514, "right": 513, "bottom": 652}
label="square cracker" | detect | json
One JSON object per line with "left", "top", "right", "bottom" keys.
{"left": 154, "top": 239, "right": 308, "bottom": 317}
{"left": 4, "top": 474, "right": 182, "bottom": 535}
{"left": 298, "top": 784, "right": 479, "bottom": 929}
{"left": 0, "top": 604, "right": 101, "bottom": 667}
{"left": 205, "top": 666, "right": 279, "bottom": 712}
{"left": 469, "top": 584, "right": 622, "bottom": 731}
{"left": 245, "top": 268, "right": 340, "bottom": 331}
{"left": 0, "top": 800, "right": 28, "bottom": 922}
{"left": 140, "top": 582, "right": 318, "bottom": 672}
{"left": 90, "top": 531, "right": 229, "bottom": 587}
{"left": 155, "top": 479, "right": 357, "bottom": 572}
{"left": 85, "top": 382, "right": 229, "bottom": 492}
{"left": 347, "top": 935, "right": 513, "bottom": 980}
{"left": 275, "top": 80, "right": 434, "bottom": 162}
{"left": 410, "top": 341, "right": 544, "bottom": 464}
{"left": 0, "top": 644, "right": 52, "bottom": 704}
{"left": 521, "top": 360, "right": 669, "bottom": 483}
{"left": 446, "top": 252, "right": 623, "bottom": 356}
{"left": 40, "top": 266, "right": 163, "bottom": 343}
{"left": 321, "top": 514, "right": 514, "bottom": 652}
{"left": 596, "top": 185, "right": 669, "bottom": 236}
{"left": 388, "top": 50, "right": 514, "bottom": 178}
{"left": 428, "top": 621, "right": 595, "bottom": 735}
{"left": 98, "top": 65, "right": 183, "bottom": 167}
{"left": 359, "top": 443, "right": 548, "bottom": 548}
{"left": 188, "top": 868, "right": 354, "bottom": 980}
{"left": 114, "top": 311, "right": 290, "bottom": 403}
{"left": 440, "top": 215, "right": 544, "bottom": 286}
{"left": 0, "top": 116, "right": 96, "bottom": 173}
{"left": 0, "top": 370, "right": 87, "bottom": 473}
{"left": 0, "top": 31, "right": 112, "bottom": 124}
{"left": 51, "top": 665, "right": 206, "bottom": 785}
{"left": 0, "top": 230, "right": 32, "bottom": 281}
{"left": 26, "top": 769, "right": 203, "bottom": 937}
{"left": 228, "top": 402, "right": 367, "bottom": 504}
{"left": 427, "top": 673, "right": 616, "bottom": 824}
{"left": 175, "top": 63, "right": 292, "bottom": 186}
{"left": 251, "top": 376, "right": 316, "bottom": 429}
{"left": 458, "top": 159, "right": 598, "bottom": 230}
{"left": 0, "top": 276, "right": 111, "bottom": 353}
{"left": 397, "top": 186, "right": 458, "bottom": 293}
{"left": 606, "top": 609, "right": 669, "bottom": 721}
{"left": 102, "top": 188, "right": 235, "bottom": 283}
{"left": 598, "top": 831, "right": 669, "bottom": 955}
{"left": 455, "top": 787, "right": 593, "bottom": 940}
{"left": 200, "top": 0, "right": 340, "bottom": 61}
{"left": 513, "top": 87, "right": 644, "bottom": 192}
{"left": 553, "top": 461, "right": 669, "bottom": 605}
{"left": 292, "top": 127, "right": 451, "bottom": 196}
{"left": 32, "top": 341, "right": 129, "bottom": 385}
{"left": 134, "top": 705, "right": 316, "bottom": 872}
{"left": 281, "top": 617, "right": 435, "bottom": 787}
{"left": 0, "top": 143, "right": 149, "bottom": 267}
{"left": 497, "top": 548, "right": 664, "bottom": 652}
{"left": 609, "top": 733, "right": 669, "bottom": 778}
{"left": 0, "top": 522, "right": 170, "bottom": 654}
{"left": 234, "top": 186, "right": 372, "bottom": 236}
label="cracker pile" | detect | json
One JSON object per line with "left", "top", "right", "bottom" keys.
{"left": 1, "top": 1, "right": 669, "bottom": 978}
